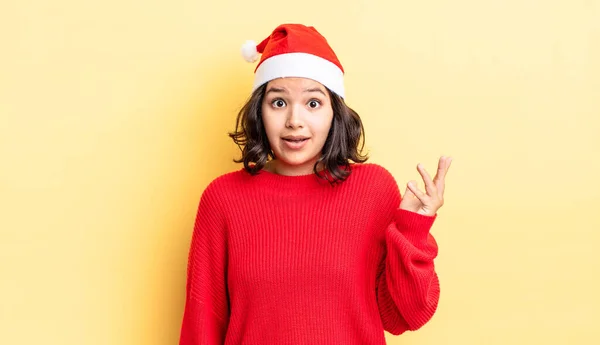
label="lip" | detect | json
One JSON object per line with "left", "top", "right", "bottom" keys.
{"left": 282, "top": 135, "right": 310, "bottom": 140}
{"left": 282, "top": 136, "right": 310, "bottom": 150}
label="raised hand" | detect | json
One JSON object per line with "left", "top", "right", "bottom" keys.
{"left": 399, "top": 156, "right": 452, "bottom": 216}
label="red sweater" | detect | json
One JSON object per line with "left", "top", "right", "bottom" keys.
{"left": 179, "top": 163, "right": 440, "bottom": 345}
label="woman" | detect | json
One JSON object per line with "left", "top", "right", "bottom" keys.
{"left": 179, "top": 23, "right": 452, "bottom": 345}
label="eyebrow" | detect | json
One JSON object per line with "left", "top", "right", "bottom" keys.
{"left": 304, "top": 88, "right": 326, "bottom": 96}
{"left": 265, "top": 87, "right": 326, "bottom": 97}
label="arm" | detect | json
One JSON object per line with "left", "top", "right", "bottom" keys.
{"left": 376, "top": 207, "right": 439, "bottom": 335}
{"left": 179, "top": 183, "right": 230, "bottom": 344}
{"left": 372, "top": 162, "right": 442, "bottom": 335}
{"left": 375, "top": 157, "right": 451, "bottom": 334}
{"left": 377, "top": 209, "right": 440, "bottom": 335}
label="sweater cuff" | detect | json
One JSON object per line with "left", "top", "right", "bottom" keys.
{"left": 393, "top": 208, "right": 437, "bottom": 243}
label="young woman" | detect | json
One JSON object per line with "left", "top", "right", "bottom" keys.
{"left": 179, "top": 23, "right": 452, "bottom": 345}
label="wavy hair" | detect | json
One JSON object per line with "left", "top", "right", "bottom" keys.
{"left": 228, "top": 83, "right": 368, "bottom": 184}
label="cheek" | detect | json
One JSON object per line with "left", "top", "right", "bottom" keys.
{"left": 261, "top": 113, "right": 282, "bottom": 142}
{"left": 312, "top": 114, "right": 334, "bottom": 138}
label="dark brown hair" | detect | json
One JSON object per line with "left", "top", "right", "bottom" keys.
{"left": 228, "top": 83, "right": 368, "bottom": 184}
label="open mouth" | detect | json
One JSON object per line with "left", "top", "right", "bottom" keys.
{"left": 283, "top": 138, "right": 309, "bottom": 143}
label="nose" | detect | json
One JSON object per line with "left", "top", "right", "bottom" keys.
{"left": 285, "top": 104, "right": 304, "bottom": 129}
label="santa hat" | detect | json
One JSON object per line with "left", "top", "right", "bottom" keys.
{"left": 241, "top": 23, "right": 345, "bottom": 98}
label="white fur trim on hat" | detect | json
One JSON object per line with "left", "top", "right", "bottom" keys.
{"left": 252, "top": 52, "right": 345, "bottom": 98}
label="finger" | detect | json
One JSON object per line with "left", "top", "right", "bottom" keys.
{"left": 434, "top": 156, "right": 452, "bottom": 195}
{"left": 403, "top": 182, "right": 418, "bottom": 200}
{"left": 417, "top": 163, "right": 437, "bottom": 196}
{"left": 433, "top": 156, "right": 452, "bottom": 182}
{"left": 407, "top": 180, "right": 428, "bottom": 203}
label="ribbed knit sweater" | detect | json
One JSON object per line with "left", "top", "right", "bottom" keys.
{"left": 179, "top": 163, "right": 440, "bottom": 345}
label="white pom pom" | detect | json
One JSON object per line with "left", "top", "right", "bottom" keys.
{"left": 241, "top": 40, "right": 259, "bottom": 63}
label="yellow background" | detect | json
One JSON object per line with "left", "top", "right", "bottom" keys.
{"left": 1, "top": 0, "right": 599, "bottom": 344}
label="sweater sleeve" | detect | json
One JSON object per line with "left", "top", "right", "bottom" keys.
{"left": 179, "top": 183, "right": 230, "bottom": 345}
{"left": 375, "top": 171, "right": 440, "bottom": 335}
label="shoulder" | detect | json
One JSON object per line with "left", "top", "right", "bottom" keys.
{"left": 350, "top": 163, "right": 399, "bottom": 187}
{"left": 204, "top": 168, "right": 246, "bottom": 191}
{"left": 349, "top": 162, "right": 402, "bottom": 203}
{"left": 197, "top": 168, "right": 247, "bottom": 206}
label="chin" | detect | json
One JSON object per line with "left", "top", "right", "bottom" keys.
{"left": 274, "top": 153, "right": 319, "bottom": 169}
{"left": 280, "top": 157, "right": 315, "bottom": 167}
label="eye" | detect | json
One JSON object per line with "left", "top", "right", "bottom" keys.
{"left": 308, "top": 99, "right": 321, "bottom": 109}
{"left": 271, "top": 99, "right": 286, "bottom": 108}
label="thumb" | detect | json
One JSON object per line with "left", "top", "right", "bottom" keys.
{"left": 402, "top": 181, "right": 417, "bottom": 200}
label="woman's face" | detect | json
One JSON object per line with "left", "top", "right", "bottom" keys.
{"left": 261, "top": 77, "right": 334, "bottom": 176}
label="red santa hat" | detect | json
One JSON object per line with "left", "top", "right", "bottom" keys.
{"left": 241, "top": 23, "right": 346, "bottom": 98}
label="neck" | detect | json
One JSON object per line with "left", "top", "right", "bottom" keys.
{"left": 266, "top": 159, "right": 324, "bottom": 176}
